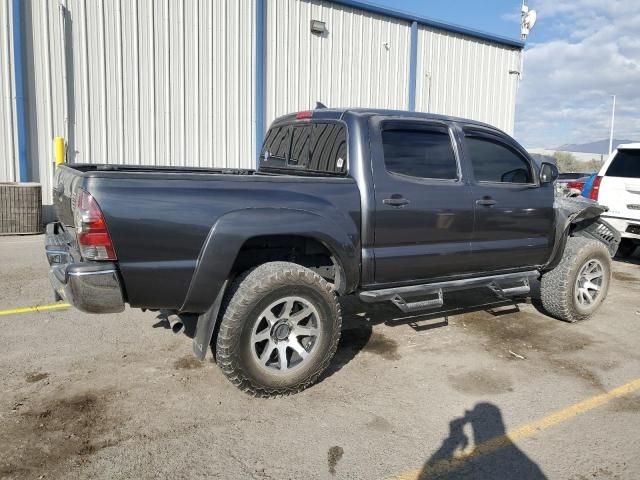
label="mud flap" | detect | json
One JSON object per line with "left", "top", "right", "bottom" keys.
{"left": 192, "top": 280, "right": 228, "bottom": 360}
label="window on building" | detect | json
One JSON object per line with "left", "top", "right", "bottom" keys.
{"left": 466, "top": 136, "right": 533, "bottom": 184}
{"left": 382, "top": 129, "right": 458, "bottom": 180}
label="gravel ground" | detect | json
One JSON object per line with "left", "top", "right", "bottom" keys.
{"left": 1, "top": 235, "right": 639, "bottom": 480}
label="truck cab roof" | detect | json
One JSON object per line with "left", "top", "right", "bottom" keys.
{"left": 272, "top": 108, "right": 506, "bottom": 135}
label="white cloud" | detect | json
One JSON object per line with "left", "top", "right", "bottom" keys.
{"left": 514, "top": 0, "right": 640, "bottom": 148}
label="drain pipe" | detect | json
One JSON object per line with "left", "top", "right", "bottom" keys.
{"left": 12, "top": 0, "right": 29, "bottom": 182}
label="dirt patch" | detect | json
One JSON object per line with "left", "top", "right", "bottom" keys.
{"left": 458, "top": 310, "right": 611, "bottom": 391}
{"left": 613, "top": 272, "right": 639, "bottom": 283}
{"left": 0, "top": 390, "right": 121, "bottom": 479}
{"left": 338, "top": 328, "right": 400, "bottom": 360}
{"left": 551, "top": 358, "right": 605, "bottom": 391}
{"left": 460, "top": 310, "right": 594, "bottom": 357}
{"left": 25, "top": 372, "right": 49, "bottom": 383}
{"left": 363, "top": 332, "right": 401, "bottom": 361}
{"left": 448, "top": 370, "right": 513, "bottom": 395}
{"left": 609, "top": 394, "right": 640, "bottom": 413}
{"left": 366, "top": 415, "right": 393, "bottom": 432}
{"left": 173, "top": 355, "right": 204, "bottom": 370}
{"left": 327, "top": 446, "right": 344, "bottom": 475}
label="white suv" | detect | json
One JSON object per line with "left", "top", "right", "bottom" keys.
{"left": 589, "top": 144, "right": 640, "bottom": 257}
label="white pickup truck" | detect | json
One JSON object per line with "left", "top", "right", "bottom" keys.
{"left": 590, "top": 144, "right": 640, "bottom": 257}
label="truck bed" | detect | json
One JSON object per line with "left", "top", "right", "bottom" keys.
{"left": 52, "top": 163, "right": 361, "bottom": 311}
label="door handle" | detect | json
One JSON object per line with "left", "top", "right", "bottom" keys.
{"left": 383, "top": 195, "right": 410, "bottom": 207}
{"left": 476, "top": 198, "right": 497, "bottom": 207}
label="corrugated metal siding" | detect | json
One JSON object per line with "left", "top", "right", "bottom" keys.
{"left": 21, "top": 0, "right": 256, "bottom": 204}
{"left": 0, "top": 0, "right": 17, "bottom": 182}
{"left": 415, "top": 25, "right": 520, "bottom": 134}
{"left": 2, "top": 0, "right": 523, "bottom": 207}
{"left": 265, "top": 0, "right": 411, "bottom": 126}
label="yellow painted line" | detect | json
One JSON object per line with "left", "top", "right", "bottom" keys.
{"left": 390, "top": 378, "right": 640, "bottom": 480}
{"left": 0, "top": 303, "right": 71, "bottom": 316}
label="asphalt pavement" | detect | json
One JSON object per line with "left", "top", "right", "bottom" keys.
{"left": 1, "top": 235, "right": 639, "bottom": 479}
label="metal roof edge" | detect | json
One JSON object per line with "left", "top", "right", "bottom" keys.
{"left": 327, "top": 0, "right": 525, "bottom": 49}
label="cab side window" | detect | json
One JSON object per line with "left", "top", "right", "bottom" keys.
{"left": 382, "top": 128, "right": 458, "bottom": 180}
{"left": 465, "top": 136, "right": 533, "bottom": 184}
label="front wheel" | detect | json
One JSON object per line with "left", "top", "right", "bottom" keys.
{"left": 540, "top": 237, "right": 611, "bottom": 323}
{"left": 215, "top": 262, "right": 341, "bottom": 397}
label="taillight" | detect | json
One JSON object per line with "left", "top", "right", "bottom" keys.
{"left": 295, "top": 111, "right": 313, "bottom": 119}
{"left": 589, "top": 176, "right": 603, "bottom": 201}
{"left": 73, "top": 190, "right": 117, "bottom": 260}
{"left": 566, "top": 181, "right": 585, "bottom": 190}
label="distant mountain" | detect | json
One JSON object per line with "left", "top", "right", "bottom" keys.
{"left": 556, "top": 139, "right": 638, "bottom": 155}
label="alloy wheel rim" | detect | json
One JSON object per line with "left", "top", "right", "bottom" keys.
{"left": 574, "top": 259, "right": 604, "bottom": 307}
{"left": 250, "top": 296, "right": 321, "bottom": 373}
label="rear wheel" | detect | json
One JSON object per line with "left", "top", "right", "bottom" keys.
{"left": 215, "top": 262, "right": 341, "bottom": 397}
{"left": 540, "top": 237, "right": 611, "bottom": 323}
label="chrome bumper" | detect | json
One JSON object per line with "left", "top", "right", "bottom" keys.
{"left": 45, "top": 223, "right": 125, "bottom": 314}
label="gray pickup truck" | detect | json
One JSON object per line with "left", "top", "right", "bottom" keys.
{"left": 46, "top": 108, "right": 619, "bottom": 396}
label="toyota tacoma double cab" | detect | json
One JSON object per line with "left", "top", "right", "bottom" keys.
{"left": 46, "top": 108, "right": 620, "bottom": 396}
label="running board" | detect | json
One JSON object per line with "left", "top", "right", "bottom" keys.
{"left": 359, "top": 270, "right": 538, "bottom": 313}
{"left": 391, "top": 290, "right": 443, "bottom": 313}
{"left": 488, "top": 279, "right": 531, "bottom": 298}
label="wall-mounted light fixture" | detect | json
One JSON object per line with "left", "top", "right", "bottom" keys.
{"left": 310, "top": 19, "right": 327, "bottom": 35}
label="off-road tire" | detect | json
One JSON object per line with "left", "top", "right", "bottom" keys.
{"left": 540, "top": 237, "right": 611, "bottom": 323}
{"left": 215, "top": 262, "right": 341, "bottom": 397}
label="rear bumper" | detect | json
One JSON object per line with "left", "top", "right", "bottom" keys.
{"left": 601, "top": 215, "right": 640, "bottom": 240}
{"left": 45, "top": 223, "right": 125, "bottom": 314}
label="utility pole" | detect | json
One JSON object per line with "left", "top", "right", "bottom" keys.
{"left": 608, "top": 95, "right": 616, "bottom": 156}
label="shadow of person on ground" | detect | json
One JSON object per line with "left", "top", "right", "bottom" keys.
{"left": 419, "top": 403, "right": 546, "bottom": 480}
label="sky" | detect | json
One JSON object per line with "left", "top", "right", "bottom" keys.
{"left": 366, "top": 0, "right": 640, "bottom": 148}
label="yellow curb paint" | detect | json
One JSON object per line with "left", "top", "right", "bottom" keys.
{"left": 0, "top": 303, "right": 71, "bottom": 316}
{"left": 390, "top": 377, "right": 640, "bottom": 480}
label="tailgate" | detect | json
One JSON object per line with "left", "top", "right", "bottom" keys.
{"left": 599, "top": 177, "right": 640, "bottom": 219}
{"left": 52, "top": 165, "right": 82, "bottom": 226}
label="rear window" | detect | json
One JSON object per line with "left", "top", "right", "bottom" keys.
{"left": 259, "top": 127, "right": 290, "bottom": 169}
{"left": 606, "top": 150, "right": 640, "bottom": 178}
{"left": 259, "top": 123, "right": 347, "bottom": 175}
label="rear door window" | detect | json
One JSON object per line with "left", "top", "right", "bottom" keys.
{"left": 606, "top": 150, "right": 640, "bottom": 178}
{"left": 465, "top": 136, "right": 533, "bottom": 184}
{"left": 382, "top": 128, "right": 458, "bottom": 180}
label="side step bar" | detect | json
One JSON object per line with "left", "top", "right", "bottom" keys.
{"left": 359, "top": 270, "right": 538, "bottom": 313}
{"left": 391, "top": 290, "right": 443, "bottom": 313}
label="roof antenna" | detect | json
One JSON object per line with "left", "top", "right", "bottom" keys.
{"left": 315, "top": 101, "right": 327, "bottom": 109}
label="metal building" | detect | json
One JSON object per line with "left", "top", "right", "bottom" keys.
{"left": 1, "top": 0, "right": 523, "bottom": 213}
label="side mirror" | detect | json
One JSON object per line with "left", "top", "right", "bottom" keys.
{"left": 539, "top": 162, "right": 559, "bottom": 185}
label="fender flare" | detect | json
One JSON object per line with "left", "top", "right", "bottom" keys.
{"left": 543, "top": 197, "right": 619, "bottom": 272}
{"left": 180, "top": 208, "right": 360, "bottom": 313}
